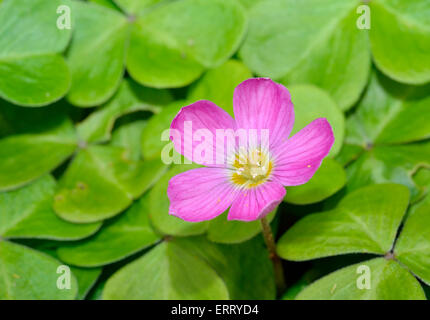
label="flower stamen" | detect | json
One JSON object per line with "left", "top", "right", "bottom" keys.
{"left": 230, "top": 148, "right": 273, "bottom": 188}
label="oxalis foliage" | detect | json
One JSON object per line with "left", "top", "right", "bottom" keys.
{"left": 0, "top": 0, "right": 429, "bottom": 300}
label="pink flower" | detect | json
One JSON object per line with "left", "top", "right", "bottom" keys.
{"left": 167, "top": 78, "right": 334, "bottom": 222}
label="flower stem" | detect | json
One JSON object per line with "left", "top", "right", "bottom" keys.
{"left": 260, "top": 217, "right": 286, "bottom": 296}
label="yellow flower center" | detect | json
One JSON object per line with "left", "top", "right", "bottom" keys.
{"left": 230, "top": 149, "right": 273, "bottom": 188}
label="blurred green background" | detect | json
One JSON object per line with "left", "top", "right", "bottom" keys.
{"left": 0, "top": 0, "right": 429, "bottom": 300}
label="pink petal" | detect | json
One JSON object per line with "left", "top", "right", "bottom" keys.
{"left": 272, "top": 118, "right": 334, "bottom": 186}
{"left": 168, "top": 167, "right": 238, "bottom": 222}
{"left": 227, "top": 181, "right": 286, "bottom": 221}
{"left": 170, "top": 100, "right": 236, "bottom": 167}
{"left": 233, "top": 78, "right": 294, "bottom": 149}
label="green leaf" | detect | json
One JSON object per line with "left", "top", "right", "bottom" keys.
{"left": 71, "top": 266, "right": 102, "bottom": 300}
{"left": 102, "top": 240, "right": 229, "bottom": 299}
{"left": 176, "top": 236, "right": 276, "bottom": 299}
{"left": 413, "top": 168, "right": 430, "bottom": 202}
{"left": 395, "top": 193, "right": 430, "bottom": 285}
{"left": 376, "top": 101, "right": 430, "bottom": 146}
{"left": 188, "top": 59, "right": 252, "bottom": 116}
{"left": 284, "top": 158, "right": 346, "bottom": 205}
{"left": 25, "top": 242, "right": 103, "bottom": 300}
{"left": 0, "top": 108, "right": 77, "bottom": 191}
{"left": 370, "top": 0, "right": 430, "bottom": 84}
{"left": 66, "top": 1, "right": 128, "bottom": 106}
{"left": 127, "top": 0, "right": 247, "bottom": 88}
{"left": 86, "top": 279, "right": 106, "bottom": 300}
{"left": 0, "top": 240, "right": 78, "bottom": 299}
{"left": 347, "top": 72, "right": 430, "bottom": 146}
{"left": 277, "top": 184, "right": 410, "bottom": 261}
{"left": 128, "top": 23, "right": 203, "bottom": 89}
{"left": 57, "top": 194, "right": 161, "bottom": 267}
{"left": 237, "top": 0, "right": 262, "bottom": 10}
{"left": 0, "top": 0, "right": 72, "bottom": 106}
{"left": 111, "top": 120, "right": 146, "bottom": 161}
{"left": 0, "top": 175, "right": 101, "bottom": 240}
{"left": 77, "top": 79, "right": 172, "bottom": 143}
{"left": 108, "top": 152, "right": 168, "bottom": 198}
{"left": 282, "top": 277, "right": 309, "bottom": 300}
{"left": 114, "top": 0, "right": 164, "bottom": 15}
{"left": 296, "top": 258, "right": 425, "bottom": 300}
{"left": 344, "top": 71, "right": 430, "bottom": 200}
{"left": 54, "top": 145, "right": 167, "bottom": 223}
{"left": 346, "top": 142, "right": 430, "bottom": 202}
{"left": 0, "top": 55, "right": 71, "bottom": 107}
{"left": 414, "top": 167, "right": 430, "bottom": 190}
{"left": 289, "top": 84, "right": 345, "bottom": 156}
{"left": 141, "top": 100, "right": 185, "bottom": 160}
{"left": 149, "top": 164, "right": 209, "bottom": 236}
{"left": 207, "top": 210, "right": 275, "bottom": 244}
{"left": 90, "top": 0, "right": 120, "bottom": 10}
{"left": 335, "top": 144, "right": 364, "bottom": 167}
{"left": 239, "top": 0, "right": 370, "bottom": 110}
